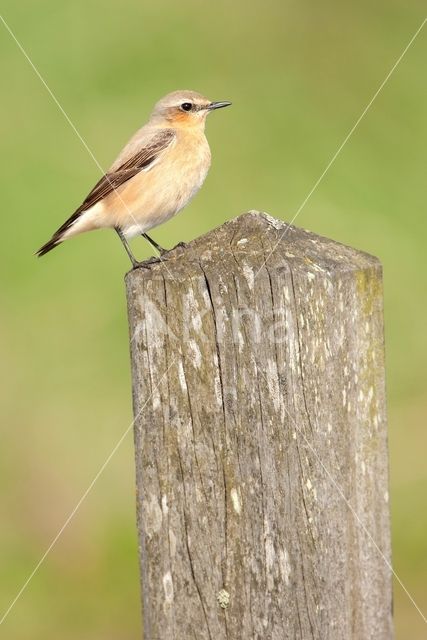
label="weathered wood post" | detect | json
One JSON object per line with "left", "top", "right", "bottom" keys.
{"left": 125, "top": 211, "right": 393, "bottom": 640}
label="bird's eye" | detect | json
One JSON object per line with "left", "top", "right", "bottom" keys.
{"left": 180, "top": 102, "right": 193, "bottom": 112}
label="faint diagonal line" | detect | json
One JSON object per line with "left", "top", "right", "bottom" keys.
{"left": 253, "top": 358, "right": 427, "bottom": 625}
{"left": 0, "top": 357, "right": 177, "bottom": 626}
{"left": 0, "top": 14, "right": 182, "bottom": 624}
{"left": 289, "top": 406, "right": 427, "bottom": 624}
{"left": 254, "top": 16, "right": 427, "bottom": 281}
{"left": 0, "top": 14, "right": 108, "bottom": 187}
{"left": 2, "top": 5, "right": 426, "bottom": 630}
{"left": 297, "top": 426, "right": 427, "bottom": 625}
{"left": 251, "top": 19, "right": 427, "bottom": 620}
{"left": 0, "top": 12, "right": 177, "bottom": 280}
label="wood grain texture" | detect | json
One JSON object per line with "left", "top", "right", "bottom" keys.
{"left": 125, "top": 211, "right": 393, "bottom": 640}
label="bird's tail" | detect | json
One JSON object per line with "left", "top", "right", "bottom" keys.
{"left": 36, "top": 233, "right": 63, "bottom": 257}
{"left": 36, "top": 208, "right": 86, "bottom": 257}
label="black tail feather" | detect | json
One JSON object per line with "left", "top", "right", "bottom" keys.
{"left": 36, "top": 208, "right": 85, "bottom": 257}
{"left": 36, "top": 235, "right": 63, "bottom": 257}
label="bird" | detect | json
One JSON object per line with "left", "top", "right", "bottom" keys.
{"left": 36, "top": 90, "right": 231, "bottom": 267}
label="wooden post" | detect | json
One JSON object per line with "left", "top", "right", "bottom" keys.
{"left": 125, "top": 211, "right": 393, "bottom": 640}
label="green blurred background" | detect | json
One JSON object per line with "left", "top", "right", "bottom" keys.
{"left": 1, "top": 1, "right": 426, "bottom": 637}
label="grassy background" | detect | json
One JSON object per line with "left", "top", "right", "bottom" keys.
{"left": 1, "top": 1, "right": 426, "bottom": 637}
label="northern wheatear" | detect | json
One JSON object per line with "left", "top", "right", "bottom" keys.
{"left": 37, "top": 90, "right": 231, "bottom": 266}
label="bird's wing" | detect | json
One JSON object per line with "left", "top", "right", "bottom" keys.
{"left": 44, "top": 128, "right": 175, "bottom": 241}
{"left": 70, "top": 128, "right": 175, "bottom": 219}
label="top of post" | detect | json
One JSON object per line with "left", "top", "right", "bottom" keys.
{"left": 125, "top": 211, "right": 380, "bottom": 284}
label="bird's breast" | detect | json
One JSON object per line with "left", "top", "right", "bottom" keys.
{"left": 169, "top": 130, "right": 211, "bottom": 204}
{"left": 105, "top": 129, "right": 211, "bottom": 236}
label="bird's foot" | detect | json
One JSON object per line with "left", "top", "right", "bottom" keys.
{"left": 131, "top": 255, "right": 162, "bottom": 269}
{"left": 172, "top": 241, "right": 188, "bottom": 251}
{"left": 130, "top": 242, "right": 188, "bottom": 269}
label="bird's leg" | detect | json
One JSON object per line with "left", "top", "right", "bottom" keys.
{"left": 115, "top": 228, "right": 140, "bottom": 268}
{"left": 116, "top": 228, "right": 162, "bottom": 269}
{"left": 141, "top": 232, "right": 166, "bottom": 255}
{"left": 142, "top": 232, "right": 188, "bottom": 254}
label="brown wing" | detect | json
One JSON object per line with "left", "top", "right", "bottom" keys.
{"left": 36, "top": 128, "right": 175, "bottom": 256}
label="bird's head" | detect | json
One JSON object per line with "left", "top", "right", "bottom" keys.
{"left": 151, "top": 90, "right": 231, "bottom": 129}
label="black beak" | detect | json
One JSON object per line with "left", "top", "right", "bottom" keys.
{"left": 208, "top": 101, "right": 232, "bottom": 111}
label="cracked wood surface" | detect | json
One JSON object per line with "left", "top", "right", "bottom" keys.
{"left": 125, "top": 211, "right": 393, "bottom": 640}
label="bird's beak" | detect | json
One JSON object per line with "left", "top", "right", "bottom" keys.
{"left": 207, "top": 101, "right": 232, "bottom": 111}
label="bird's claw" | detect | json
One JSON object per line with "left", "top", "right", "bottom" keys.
{"left": 130, "top": 242, "right": 187, "bottom": 269}
{"left": 173, "top": 241, "right": 188, "bottom": 250}
{"left": 131, "top": 255, "right": 162, "bottom": 269}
